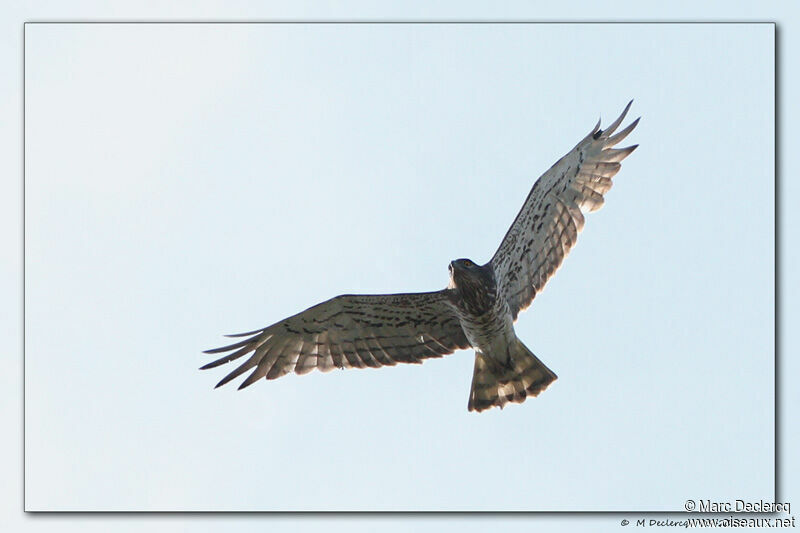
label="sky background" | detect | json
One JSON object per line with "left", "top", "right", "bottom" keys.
{"left": 24, "top": 22, "right": 774, "bottom": 512}
{"left": 1, "top": 2, "right": 796, "bottom": 532}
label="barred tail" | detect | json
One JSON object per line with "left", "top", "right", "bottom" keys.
{"left": 467, "top": 338, "right": 557, "bottom": 413}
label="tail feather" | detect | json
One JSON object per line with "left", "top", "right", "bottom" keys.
{"left": 468, "top": 338, "right": 557, "bottom": 413}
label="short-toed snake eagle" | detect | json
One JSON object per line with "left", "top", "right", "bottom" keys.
{"left": 203, "top": 102, "right": 639, "bottom": 412}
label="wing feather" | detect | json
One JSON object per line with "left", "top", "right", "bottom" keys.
{"left": 202, "top": 290, "right": 470, "bottom": 389}
{"left": 490, "top": 101, "right": 640, "bottom": 319}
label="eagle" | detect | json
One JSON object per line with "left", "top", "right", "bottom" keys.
{"left": 203, "top": 102, "right": 639, "bottom": 412}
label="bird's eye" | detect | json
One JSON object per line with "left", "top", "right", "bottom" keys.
{"left": 464, "top": 260, "right": 473, "bottom": 267}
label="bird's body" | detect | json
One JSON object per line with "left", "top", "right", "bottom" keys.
{"left": 203, "top": 102, "right": 640, "bottom": 412}
{"left": 445, "top": 259, "right": 556, "bottom": 411}
{"left": 455, "top": 297, "right": 514, "bottom": 366}
{"left": 447, "top": 260, "right": 512, "bottom": 364}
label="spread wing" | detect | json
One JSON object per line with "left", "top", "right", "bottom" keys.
{"left": 490, "top": 101, "right": 640, "bottom": 320}
{"left": 202, "top": 290, "right": 470, "bottom": 389}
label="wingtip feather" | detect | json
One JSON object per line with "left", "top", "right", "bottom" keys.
{"left": 224, "top": 328, "right": 265, "bottom": 338}
{"left": 203, "top": 337, "right": 253, "bottom": 354}
{"left": 216, "top": 372, "right": 239, "bottom": 389}
{"left": 602, "top": 101, "right": 633, "bottom": 137}
{"left": 605, "top": 117, "right": 640, "bottom": 145}
{"left": 237, "top": 375, "right": 259, "bottom": 390}
{"left": 588, "top": 116, "right": 601, "bottom": 136}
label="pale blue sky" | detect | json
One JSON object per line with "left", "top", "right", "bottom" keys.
{"left": 24, "top": 21, "right": 774, "bottom": 511}
{"left": 2, "top": 2, "right": 796, "bottom": 532}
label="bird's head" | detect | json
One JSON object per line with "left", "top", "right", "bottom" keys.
{"left": 448, "top": 258, "right": 488, "bottom": 288}
{"left": 448, "top": 258, "right": 497, "bottom": 314}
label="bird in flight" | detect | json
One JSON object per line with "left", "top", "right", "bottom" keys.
{"left": 203, "top": 102, "right": 639, "bottom": 412}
